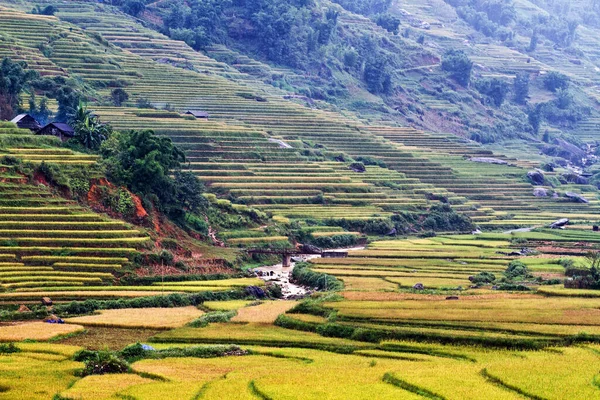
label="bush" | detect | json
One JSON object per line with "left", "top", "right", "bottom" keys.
{"left": 0, "top": 343, "right": 20, "bottom": 354}
{"left": 469, "top": 271, "right": 496, "bottom": 285}
{"left": 187, "top": 310, "right": 237, "bottom": 328}
{"left": 292, "top": 262, "right": 343, "bottom": 291}
{"left": 505, "top": 261, "right": 530, "bottom": 279}
{"left": 441, "top": 49, "right": 473, "bottom": 86}
{"left": 80, "top": 350, "right": 130, "bottom": 376}
{"left": 543, "top": 71, "right": 569, "bottom": 92}
{"left": 475, "top": 78, "right": 509, "bottom": 106}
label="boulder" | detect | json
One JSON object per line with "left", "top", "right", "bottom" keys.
{"left": 533, "top": 188, "right": 548, "bottom": 197}
{"left": 300, "top": 244, "right": 322, "bottom": 254}
{"left": 527, "top": 170, "right": 545, "bottom": 185}
{"left": 562, "top": 173, "right": 589, "bottom": 185}
{"left": 564, "top": 192, "right": 589, "bottom": 204}
{"left": 245, "top": 286, "right": 266, "bottom": 298}
{"left": 549, "top": 218, "right": 569, "bottom": 229}
{"left": 413, "top": 283, "right": 424, "bottom": 290}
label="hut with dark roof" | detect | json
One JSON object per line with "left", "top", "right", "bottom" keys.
{"left": 185, "top": 110, "right": 209, "bottom": 119}
{"left": 10, "top": 114, "right": 41, "bottom": 131}
{"left": 36, "top": 122, "right": 75, "bottom": 142}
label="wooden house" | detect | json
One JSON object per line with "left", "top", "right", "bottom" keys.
{"left": 10, "top": 114, "right": 41, "bottom": 131}
{"left": 185, "top": 110, "right": 209, "bottom": 119}
{"left": 36, "top": 122, "right": 75, "bottom": 142}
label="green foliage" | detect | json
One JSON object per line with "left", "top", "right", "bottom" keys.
{"left": 470, "top": 271, "right": 496, "bottom": 285}
{"left": 446, "top": 0, "right": 516, "bottom": 39}
{"left": 0, "top": 343, "right": 20, "bottom": 354}
{"left": 120, "top": 343, "right": 243, "bottom": 361}
{"left": 31, "top": 5, "right": 57, "bottom": 15}
{"left": 504, "top": 260, "right": 531, "bottom": 280}
{"left": 331, "top": 0, "right": 392, "bottom": 15}
{"left": 374, "top": 13, "right": 400, "bottom": 34}
{"left": 543, "top": 71, "right": 569, "bottom": 92}
{"left": 54, "top": 291, "right": 249, "bottom": 316}
{"left": 100, "top": 129, "right": 206, "bottom": 221}
{"left": 77, "top": 349, "right": 130, "bottom": 376}
{"left": 441, "top": 49, "right": 472, "bottom": 86}
{"left": 513, "top": 73, "right": 529, "bottom": 104}
{"left": 0, "top": 57, "right": 39, "bottom": 120}
{"left": 110, "top": 88, "right": 129, "bottom": 106}
{"left": 292, "top": 262, "right": 343, "bottom": 291}
{"left": 69, "top": 102, "right": 112, "bottom": 150}
{"left": 475, "top": 78, "right": 509, "bottom": 107}
{"left": 188, "top": 310, "right": 237, "bottom": 327}
{"left": 123, "top": 0, "right": 145, "bottom": 17}
{"left": 310, "top": 234, "right": 360, "bottom": 249}
{"left": 418, "top": 204, "right": 474, "bottom": 232}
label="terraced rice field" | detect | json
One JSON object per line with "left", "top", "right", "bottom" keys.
{"left": 1, "top": 0, "right": 595, "bottom": 236}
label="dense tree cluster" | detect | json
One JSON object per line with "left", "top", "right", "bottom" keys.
{"left": 0, "top": 58, "right": 38, "bottom": 120}
{"left": 441, "top": 49, "right": 473, "bottom": 86}
{"left": 445, "top": 0, "right": 516, "bottom": 40}
{"left": 100, "top": 129, "right": 207, "bottom": 221}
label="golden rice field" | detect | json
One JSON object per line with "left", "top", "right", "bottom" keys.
{"left": 0, "top": 322, "right": 84, "bottom": 342}
{"left": 64, "top": 307, "right": 204, "bottom": 329}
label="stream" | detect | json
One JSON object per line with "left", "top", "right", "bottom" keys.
{"left": 252, "top": 246, "right": 365, "bottom": 299}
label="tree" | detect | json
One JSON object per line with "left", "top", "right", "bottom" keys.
{"left": 0, "top": 58, "right": 38, "bottom": 120}
{"left": 101, "top": 129, "right": 185, "bottom": 199}
{"left": 364, "top": 57, "right": 392, "bottom": 94}
{"left": 528, "top": 103, "right": 544, "bottom": 134}
{"left": 543, "top": 71, "right": 569, "bottom": 92}
{"left": 174, "top": 171, "right": 208, "bottom": 214}
{"left": 374, "top": 13, "right": 400, "bottom": 34}
{"left": 69, "top": 102, "right": 112, "bottom": 150}
{"left": 32, "top": 5, "right": 57, "bottom": 15}
{"left": 110, "top": 88, "right": 129, "bottom": 106}
{"left": 475, "top": 78, "right": 509, "bottom": 106}
{"left": 441, "top": 49, "right": 473, "bottom": 86}
{"left": 585, "top": 251, "right": 600, "bottom": 283}
{"left": 528, "top": 31, "right": 538, "bottom": 52}
{"left": 513, "top": 73, "right": 529, "bottom": 104}
{"left": 28, "top": 93, "right": 51, "bottom": 125}
{"left": 123, "top": 0, "right": 145, "bottom": 17}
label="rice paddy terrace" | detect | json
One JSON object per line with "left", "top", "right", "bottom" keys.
{"left": 1, "top": 0, "right": 598, "bottom": 239}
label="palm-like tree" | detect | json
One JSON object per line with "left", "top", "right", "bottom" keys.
{"left": 69, "top": 102, "right": 111, "bottom": 150}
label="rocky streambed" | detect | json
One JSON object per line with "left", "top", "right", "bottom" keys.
{"left": 252, "top": 247, "right": 364, "bottom": 299}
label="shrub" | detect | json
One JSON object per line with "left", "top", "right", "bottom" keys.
{"left": 187, "top": 310, "right": 237, "bottom": 328}
{"left": 505, "top": 261, "right": 530, "bottom": 279}
{"left": 475, "top": 78, "right": 509, "bottom": 106}
{"left": 470, "top": 271, "right": 496, "bottom": 285}
{"left": 0, "top": 343, "right": 20, "bottom": 354}
{"left": 80, "top": 350, "right": 130, "bottom": 376}
{"left": 441, "top": 49, "right": 473, "bottom": 86}
{"left": 543, "top": 71, "right": 569, "bottom": 92}
{"left": 292, "top": 262, "right": 343, "bottom": 291}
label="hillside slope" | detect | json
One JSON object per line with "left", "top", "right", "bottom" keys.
{"left": 0, "top": 1, "right": 598, "bottom": 236}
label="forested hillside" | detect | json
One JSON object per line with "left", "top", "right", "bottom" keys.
{"left": 108, "top": 0, "right": 600, "bottom": 157}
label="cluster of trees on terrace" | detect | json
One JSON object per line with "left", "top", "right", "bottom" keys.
{"left": 439, "top": 49, "right": 589, "bottom": 146}
{"left": 107, "top": 0, "right": 412, "bottom": 98}
{"left": 444, "top": 0, "right": 580, "bottom": 47}
{"left": 0, "top": 57, "right": 218, "bottom": 236}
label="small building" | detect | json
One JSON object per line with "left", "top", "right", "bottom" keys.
{"left": 185, "top": 110, "right": 209, "bottom": 119}
{"left": 36, "top": 122, "right": 75, "bottom": 142}
{"left": 10, "top": 114, "right": 41, "bottom": 131}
